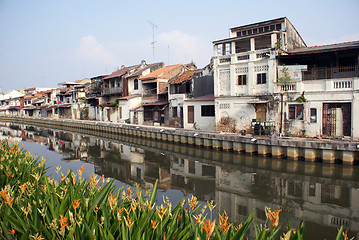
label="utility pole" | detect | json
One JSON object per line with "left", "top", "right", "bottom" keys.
{"left": 147, "top": 20, "right": 158, "bottom": 62}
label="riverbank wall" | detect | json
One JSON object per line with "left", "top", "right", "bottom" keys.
{"left": 2, "top": 116, "right": 359, "bottom": 165}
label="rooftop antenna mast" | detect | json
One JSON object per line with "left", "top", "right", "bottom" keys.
{"left": 147, "top": 20, "right": 158, "bottom": 62}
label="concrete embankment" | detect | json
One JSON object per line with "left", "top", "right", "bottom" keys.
{"left": 2, "top": 116, "right": 359, "bottom": 165}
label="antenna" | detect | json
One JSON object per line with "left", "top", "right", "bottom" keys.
{"left": 147, "top": 20, "right": 158, "bottom": 62}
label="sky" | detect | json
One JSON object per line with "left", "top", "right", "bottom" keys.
{"left": 0, "top": 0, "right": 358, "bottom": 92}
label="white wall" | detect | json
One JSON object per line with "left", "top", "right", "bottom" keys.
{"left": 183, "top": 100, "right": 216, "bottom": 131}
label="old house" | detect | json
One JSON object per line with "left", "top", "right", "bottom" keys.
{"left": 118, "top": 62, "right": 164, "bottom": 124}
{"left": 98, "top": 61, "right": 149, "bottom": 123}
{"left": 278, "top": 41, "right": 359, "bottom": 138}
{"left": 0, "top": 90, "right": 24, "bottom": 116}
{"left": 87, "top": 75, "right": 106, "bottom": 120}
{"left": 213, "top": 17, "right": 359, "bottom": 138}
{"left": 169, "top": 63, "right": 215, "bottom": 129}
{"left": 212, "top": 17, "right": 306, "bottom": 135}
{"left": 139, "top": 64, "right": 186, "bottom": 126}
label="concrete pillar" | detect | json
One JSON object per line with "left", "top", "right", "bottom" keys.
{"left": 146, "top": 131, "right": 151, "bottom": 138}
{"left": 258, "top": 144, "right": 270, "bottom": 156}
{"left": 271, "top": 146, "right": 284, "bottom": 158}
{"left": 161, "top": 133, "right": 168, "bottom": 141}
{"left": 222, "top": 141, "right": 233, "bottom": 151}
{"left": 156, "top": 132, "right": 162, "bottom": 140}
{"left": 168, "top": 134, "right": 174, "bottom": 142}
{"left": 180, "top": 136, "right": 188, "bottom": 144}
{"left": 304, "top": 148, "right": 317, "bottom": 162}
{"left": 287, "top": 147, "right": 301, "bottom": 160}
{"left": 233, "top": 142, "right": 245, "bottom": 152}
{"left": 151, "top": 132, "right": 156, "bottom": 139}
{"left": 322, "top": 149, "right": 336, "bottom": 164}
{"left": 245, "top": 143, "right": 257, "bottom": 154}
{"left": 212, "top": 139, "right": 222, "bottom": 150}
{"left": 195, "top": 137, "right": 204, "bottom": 147}
{"left": 187, "top": 136, "right": 195, "bottom": 145}
{"left": 342, "top": 151, "right": 354, "bottom": 165}
{"left": 174, "top": 135, "right": 180, "bottom": 143}
{"left": 203, "top": 139, "right": 212, "bottom": 148}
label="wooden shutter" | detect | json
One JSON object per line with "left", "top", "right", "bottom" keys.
{"left": 188, "top": 106, "right": 194, "bottom": 123}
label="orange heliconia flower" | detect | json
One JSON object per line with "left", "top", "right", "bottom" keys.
{"left": 127, "top": 186, "right": 132, "bottom": 196}
{"left": 188, "top": 196, "right": 198, "bottom": 210}
{"left": 202, "top": 219, "right": 216, "bottom": 240}
{"left": 108, "top": 194, "right": 117, "bottom": 210}
{"left": 151, "top": 219, "right": 158, "bottom": 231}
{"left": 41, "top": 184, "right": 47, "bottom": 194}
{"left": 59, "top": 215, "right": 68, "bottom": 230}
{"left": 267, "top": 208, "right": 282, "bottom": 228}
{"left": 219, "top": 211, "right": 230, "bottom": 232}
{"left": 78, "top": 165, "right": 85, "bottom": 176}
{"left": 124, "top": 217, "right": 133, "bottom": 230}
{"left": 5, "top": 196, "right": 14, "bottom": 207}
{"left": 0, "top": 189, "right": 7, "bottom": 199}
{"left": 72, "top": 199, "right": 80, "bottom": 211}
{"left": 8, "top": 228, "right": 15, "bottom": 236}
{"left": 19, "top": 183, "right": 28, "bottom": 193}
{"left": 71, "top": 172, "right": 76, "bottom": 185}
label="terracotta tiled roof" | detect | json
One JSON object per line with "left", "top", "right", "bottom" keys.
{"left": 139, "top": 64, "right": 183, "bottom": 81}
{"left": 103, "top": 65, "right": 137, "bottom": 80}
{"left": 169, "top": 70, "right": 199, "bottom": 84}
{"left": 126, "top": 62, "right": 164, "bottom": 78}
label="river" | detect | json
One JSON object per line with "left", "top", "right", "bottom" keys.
{"left": 1, "top": 121, "right": 358, "bottom": 239}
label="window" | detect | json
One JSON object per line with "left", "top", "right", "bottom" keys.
{"left": 289, "top": 104, "right": 304, "bottom": 120}
{"left": 225, "top": 43, "right": 231, "bottom": 55}
{"left": 201, "top": 105, "right": 215, "bottom": 116}
{"left": 238, "top": 75, "right": 247, "bottom": 85}
{"left": 188, "top": 106, "right": 194, "bottom": 123}
{"left": 134, "top": 79, "right": 138, "bottom": 90}
{"left": 172, "top": 106, "right": 178, "bottom": 118}
{"left": 276, "top": 23, "right": 282, "bottom": 30}
{"left": 217, "top": 44, "right": 223, "bottom": 56}
{"left": 310, "top": 108, "right": 317, "bottom": 123}
{"left": 257, "top": 73, "right": 266, "bottom": 84}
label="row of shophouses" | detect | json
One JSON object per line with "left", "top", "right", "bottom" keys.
{"left": 1, "top": 17, "right": 359, "bottom": 138}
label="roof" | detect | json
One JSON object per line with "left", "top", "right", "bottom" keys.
{"left": 118, "top": 94, "right": 140, "bottom": 100}
{"left": 288, "top": 40, "right": 359, "bottom": 55}
{"left": 103, "top": 65, "right": 137, "bottom": 80}
{"left": 126, "top": 62, "right": 164, "bottom": 78}
{"left": 185, "top": 94, "right": 214, "bottom": 101}
{"left": 139, "top": 64, "right": 183, "bottom": 81}
{"left": 169, "top": 70, "right": 199, "bottom": 84}
{"left": 143, "top": 100, "right": 168, "bottom": 106}
{"left": 230, "top": 17, "right": 286, "bottom": 31}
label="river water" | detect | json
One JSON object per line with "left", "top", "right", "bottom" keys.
{"left": 1, "top": 121, "right": 358, "bottom": 239}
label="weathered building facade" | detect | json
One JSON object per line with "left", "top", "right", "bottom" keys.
{"left": 213, "top": 17, "right": 359, "bottom": 138}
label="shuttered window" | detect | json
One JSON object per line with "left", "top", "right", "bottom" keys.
{"left": 188, "top": 106, "right": 194, "bottom": 123}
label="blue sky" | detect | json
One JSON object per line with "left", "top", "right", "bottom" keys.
{"left": 0, "top": 0, "right": 358, "bottom": 92}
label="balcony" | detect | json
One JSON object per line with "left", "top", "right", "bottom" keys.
{"left": 303, "top": 65, "right": 359, "bottom": 80}
{"left": 102, "top": 87, "right": 122, "bottom": 96}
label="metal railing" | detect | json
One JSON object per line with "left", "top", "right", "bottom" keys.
{"left": 303, "top": 65, "right": 359, "bottom": 80}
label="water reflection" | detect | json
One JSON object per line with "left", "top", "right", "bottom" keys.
{"left": 1, "top": 121, "right": 359, "bottom": 239}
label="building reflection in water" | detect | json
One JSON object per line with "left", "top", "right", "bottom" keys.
{"left": 1, "top": 122, "right": 358, "bottom": 239}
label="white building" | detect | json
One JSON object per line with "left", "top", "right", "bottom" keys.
{"left": 212, "top": 17, "right": 359, "bottom": 138}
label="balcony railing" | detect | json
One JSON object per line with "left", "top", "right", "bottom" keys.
{"left": 102, "top": 87, "right": 122, "bottom": 95}
{"left": 303, "top": 65, "right": 359, "bottom": 80}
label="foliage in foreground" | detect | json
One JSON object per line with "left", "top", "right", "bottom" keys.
{"left": 0, "top": 139, "right": 352, "bottom": 239}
